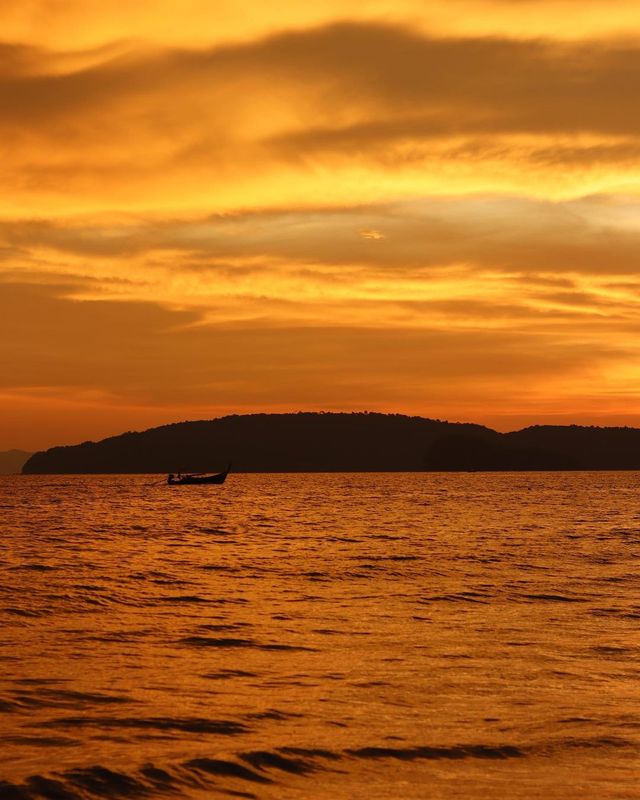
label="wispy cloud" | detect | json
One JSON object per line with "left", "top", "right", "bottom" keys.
{"left": 3, "top": 24, "right": 640, "bottom": 213}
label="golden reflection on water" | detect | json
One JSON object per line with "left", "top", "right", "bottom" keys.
{"left": 1, "top": 472, "right": 639, "bottom": 798}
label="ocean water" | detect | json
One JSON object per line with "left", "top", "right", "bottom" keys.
{"left": 0, "top": 472, "right": 638, "bottom": 799}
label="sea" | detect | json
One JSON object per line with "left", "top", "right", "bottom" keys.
{"left": 0, "top": 472, "right": 638, "bottom": 799}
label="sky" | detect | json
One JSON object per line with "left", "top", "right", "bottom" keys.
{"left": 3, "top": 0, "right": 640, "bottom": 450}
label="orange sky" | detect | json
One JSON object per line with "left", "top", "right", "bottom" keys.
{"left": 3, "top": 1, "right": 640, "bottom": 450}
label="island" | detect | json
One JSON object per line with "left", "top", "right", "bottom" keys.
{"left": 20, "top": 412, "right": 640, "bottom": 473}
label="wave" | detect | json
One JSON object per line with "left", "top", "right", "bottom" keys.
{"left": 200, "top": 670, "right": 258, "bottom": 680}
{"left": 3, "top": 687, "right": 133, "bottom": 711}
{"left": 38, "top": 716, "right": 249, "bottom": 735}
{"left": 159, "top": 595, "right": 212, "bottom": 604}
{"left": 346, "top": 744, "right": 524, "bottom": 760}
{"left": 2, "top": 608, "right": 46, "bottom": 618}
{"left": 521, "top": 593, "right": 588, "bottom": 603}
{"left": 240, "top": 750, "right": 317, "bottom": 775}
{"left": 9, "top": 564, "right": 57, "bottom": 572}
{"left": 0, "top": 734, "right": 79, "bottom": 747}
{"left": 2, "top": 736, "right": 638, "bottom": 799}
{"left": 420, "top": 593, "right": 491, "bottom": 604}
{"left": 180, "top": 636, "right": 318, "bottom": 652}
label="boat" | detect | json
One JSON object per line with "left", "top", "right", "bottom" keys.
{"left": 167, "top": 464, "right": 231, "bottom": 485}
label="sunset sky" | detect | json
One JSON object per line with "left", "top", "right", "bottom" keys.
{"left": 3, "top": 0, "right": 640, "bottom": 450}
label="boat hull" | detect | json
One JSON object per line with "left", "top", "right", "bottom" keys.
{"left": 168, "top": 467, "right": 230, "bottom": 486}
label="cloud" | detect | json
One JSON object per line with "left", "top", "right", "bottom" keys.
{"left": 17, "top": 26, "right": 640, "bottom": 141}
{"left": 3, "top": 23, "right": 640, "bottom": 212}
{"left": 3, "top": 1, "right": 640, "bottom": 49}
{"left": 4, "top": 194, "right": 640, "bottom": 278}
{"left": 0, "top": 279, "right": 629, "bottom": 417}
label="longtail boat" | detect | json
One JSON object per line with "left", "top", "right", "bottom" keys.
{"left": 167, "top": 464, "right": 231, "bottom": 485}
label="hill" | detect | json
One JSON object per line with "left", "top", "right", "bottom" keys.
{"left": 21, "top": 413, "right": 640, "bottom": 474}
{"left": 504, "top": 425, "right": 640, "bottom": 470}
{"left": 0, "top": 450, "right": 33, "bottom": 474}
{"left": 23, "top": 412, "right": 495, "bottom": 473}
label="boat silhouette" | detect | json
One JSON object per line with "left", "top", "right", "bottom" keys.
{"left": 167, "top": 464, "right": 231, "bottom": 485}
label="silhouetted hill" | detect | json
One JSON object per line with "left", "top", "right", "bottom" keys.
{"left": 21, "top": 414, "right": 640, "bottom": 474}
{"left": 424, "top": 431, "right": 579, "bottom": 471}
{"left": 0, "top": 450, "right": 33, "bottom": 474}
{"left": 23, "top": 413, "right": 496, "bottom": 473}
{"left": 505, "top": 425, "right": 640, "bottom": 470}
